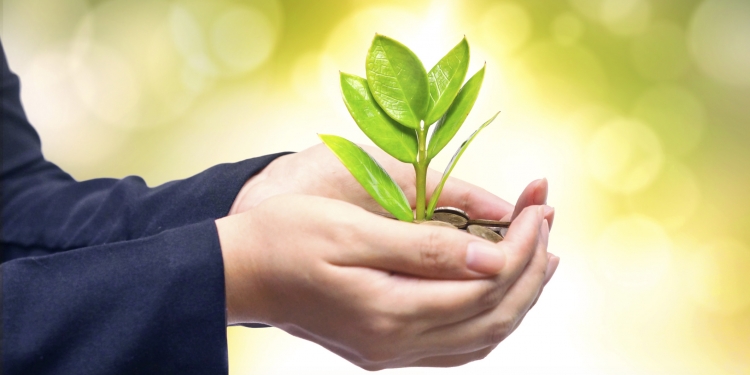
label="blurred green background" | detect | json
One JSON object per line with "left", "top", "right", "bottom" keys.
{"left": 3, "top": 0, "right": 749, "bottom": 373}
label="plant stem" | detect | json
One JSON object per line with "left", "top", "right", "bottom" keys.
{"left": 415, "top": 122, "right": 428, "bottom": 221}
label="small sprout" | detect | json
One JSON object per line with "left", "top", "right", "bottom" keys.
{"left": 320, "top": 35, "right": 499, "bottom": 221}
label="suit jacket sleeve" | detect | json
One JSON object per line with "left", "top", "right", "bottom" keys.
{"left": 1, "top": 39, "right": 285, "bottom": 373}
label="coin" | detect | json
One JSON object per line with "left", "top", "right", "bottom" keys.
{"left": 485, "top": 227, "right": 508, "bottom": 238}
{"left": 467, "top": 219, "right": 511, "bottom": 228}
{"left": 467, "top": 225, "right": 503, "bottom": 243}
{"left": 434, "top": 207, "right": 469, "bottom": 220}
{"left": 432, "top": 212, "right": 469, "bottom": 228}
{"left": 419, "top": 220, "right": 457, "bottom": 229}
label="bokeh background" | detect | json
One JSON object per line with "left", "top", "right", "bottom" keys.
{"left": 3, "top": 0, "right": 749, "bottom": 373}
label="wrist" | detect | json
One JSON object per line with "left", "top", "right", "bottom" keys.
{"left": 228, "top": 154, "right": 291, "bottom": 216}
{"left": 215, "top": 213, "right": 269, "bottom": 325}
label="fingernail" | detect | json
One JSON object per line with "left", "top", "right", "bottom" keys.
{"left": 543, "top": 255, "right": 560, "bottom": 285}
{"left": 466, "top": 242, "right": 506, "bottom": 275}
{"left": 541, "top": 219, "right": 550, "bottom": 244}
{"left": 543, "top": 206, "right": 555, "bottom": 231}
{"left": 535, "top": 178, "right": 548, "bottom": 204}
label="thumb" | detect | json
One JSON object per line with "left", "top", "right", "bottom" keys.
{"left": 340, "top": 213, "right": 507, "bottom": 279}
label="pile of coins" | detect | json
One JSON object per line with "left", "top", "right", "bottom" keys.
{"left": 374, "top": 207, "right": 510, "bottom": 243}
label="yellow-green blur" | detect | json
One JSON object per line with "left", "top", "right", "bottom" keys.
{"left": 3, "top": 0, "right": 748, "bottom": 373}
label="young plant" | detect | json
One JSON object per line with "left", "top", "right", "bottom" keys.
{"left": 320, "top": 35, "right": 499, "bottom": 222}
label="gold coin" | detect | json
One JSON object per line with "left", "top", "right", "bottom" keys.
{"left": 432, "top": 212, "right": 469, "bottom": 228}
{"left": 434, "top": 207, "right": 469, "bottom": 219}
{"left": 467, "top": 225, "right": 503, "bottom": 243}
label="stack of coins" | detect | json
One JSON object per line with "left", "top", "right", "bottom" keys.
{"left": 373, "top": 207, "right": 510, "bottom": 243}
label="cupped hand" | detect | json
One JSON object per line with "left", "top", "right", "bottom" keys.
{"left": 216, "top": 194, "right": 555, "bottom": 370}
{"left": 228, "top": 143, "right": 555, "bottom": 228}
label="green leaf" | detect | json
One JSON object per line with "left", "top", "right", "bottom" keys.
{"left": 319, "top": 134, "right": 413, "bottom": 222}
{"left": 425, "top": 38, "right": 470, "bottom": 126}
{"left": 340, "top": 73, "right": 418, "bottom": 163}
{"left": 426, "top": 112, "right": 500, "bottom": 218}
{"left": 427, "top": 65, "right": 485, "bottom": 160}
{"left": 366, "top": 34, "right": 429, "bottom": 129}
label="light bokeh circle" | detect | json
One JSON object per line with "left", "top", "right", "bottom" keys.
{"left": 513, "top": 42, "right": 608, "bottom": 113}
{"left": 291, "top": 52, "right": 340, "bottom": 105}
{"left": 688, "top": 0, "right": 750, "bottom": 86}
{"left": 595, "top": 215, "right": 673, "bottom": 288}
{"left": 71, "top": 43, "right": 142, "bottom": 127}
{"left": 626, "top": 160, "right": 701, "bottom": 230}
{"left": 476, "top": 2, "right": 533, "bottom": 55}
{"left": 632, "top": 85, "right": 705, "bottom": 156}
{"left": 552, "top": 12, "right": 585, "bottom": 46}
{"left": 631, "top": 21, "right": 690, "bottom": 80}
{"left": 210, "top": 6, "right": 277, "bottom": 73}
{"left": 684, "top": 238, "right": 750, "bottom": 315}
{"left": 569, "top": 0, "right": 651, "bottom": 36}
{"left": 587, "top": 118, "right": 664, "bottom": 193}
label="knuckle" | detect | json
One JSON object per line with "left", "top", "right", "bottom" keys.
{"left": 418, "top": 230, "right": 454, "bottom": 273}
{"left": 479, "top": 283, "right": 504, "bottom": 310}
{"left": 459, "top": 185, "right": 474, "bottom": 213}
{"left": 487, "top": 316, "right": 517, "bottom": 345}
{"left": 357, "top": 346, "right": 393, "bottom": 365}
{"left": 361, "top": 314, "right": 397, "bottom": 338}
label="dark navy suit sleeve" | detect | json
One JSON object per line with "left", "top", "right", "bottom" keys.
{"left": 1, "top": 40, "right": 286, "bottom": 373}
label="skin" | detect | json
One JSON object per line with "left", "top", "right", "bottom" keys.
{"left": 215, "top": 143, "right": 560, "bottom": 370}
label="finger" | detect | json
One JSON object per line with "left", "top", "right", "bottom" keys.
{"left": 544, "top": 254, "right": 560, "bottom": 286}
{"left": 499, "top": 179, "right": 554, "bottom": 230}
{"left": 407, "top": 345, "right": 496, "bottom": 368}
{"left": 425, "top": 171, "right": 514, "bottom": 220}
{"left": 339, "top": 213, "right": 507, "bottom": 279}
{"left": 374, "top": 236, "right": 552, "bottom": 330}
{"left": 381, "top": 276, "right": 504, "bottom": 329}
{"left": 526, "top": 253, "right": 560, "bottom": 311}
{"left": 352, "top": 204, "right": 545, "bottom": 282}
{"left": 416, "top": 218, "right": 550, "bottom": 355}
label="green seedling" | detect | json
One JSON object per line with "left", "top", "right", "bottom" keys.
{"left": 320, "top": 35, "right": 499, "bottom": 222}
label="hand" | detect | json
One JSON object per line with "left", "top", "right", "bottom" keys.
{"left": 228, "top": 143, "right": 556, "bottom": 229}
{"left": 216, "top": 194, "right": 556, "bottom": 370}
